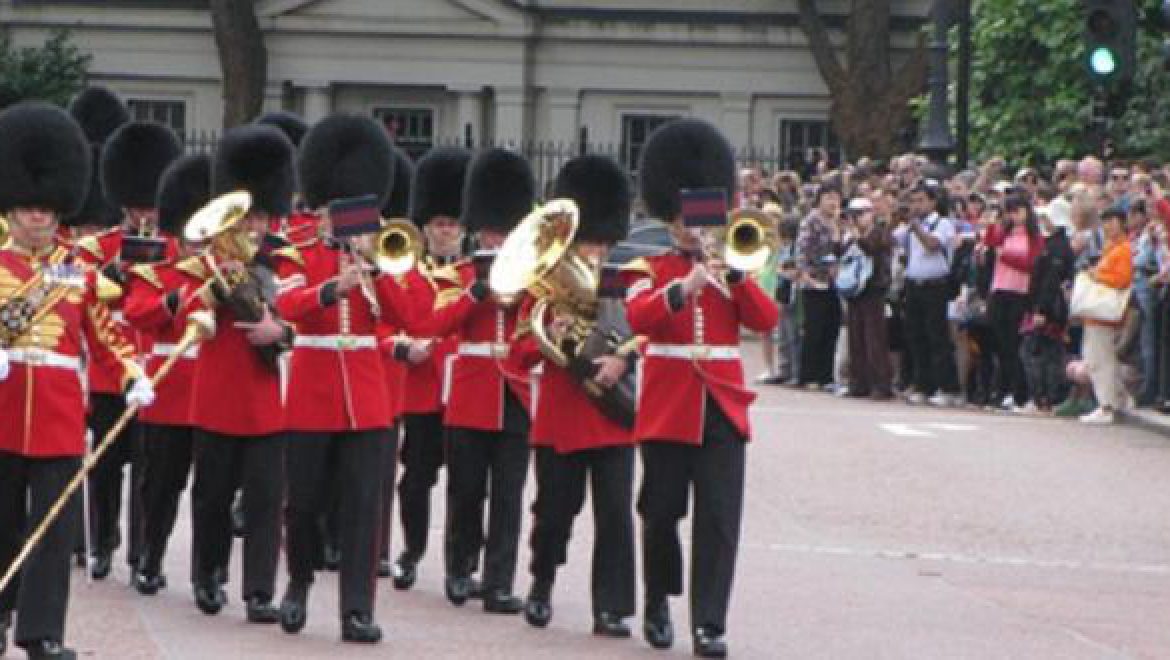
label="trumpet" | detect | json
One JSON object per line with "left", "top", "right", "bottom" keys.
{"left": 363, "top": 218, "right": 424, "bottom": 277}
{"left": 723, "top": 208, "right": 779, "bottom": 273}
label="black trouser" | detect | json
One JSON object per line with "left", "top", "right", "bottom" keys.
{"left": 396, "top": 413, "right": 446, "bottom": 562}
{"left": 1020, "top": 334, "right": 1066, "bottom": 408}
{"left": 446, "top": 392, "right": 530, "bottom": 594}
{"left": 285, "top": 429, "right": 388, "bottom": 616}
{"left": 138, "top": 423, "right": 194, "bottom": 576}
{"left": 799, "top": 289, "right": 841, "bottom": 386}
{"left": 0, "top": 452, "right": 79, "bottom": 647}
{"left": 638, "top": 397, "right": 745, "bottom": 635}
{"left": 846, "top": 290, "right": 892, "bottom": 395}
{"left": 191, "top": 430, "right": 282, "bottom": 601}
{"left": 87, "top": 392, "right": 143, "bottom": 565}
{"left": 989, "top": 291, "right": 1030, "bottom": 405}
{"left": 529, "top": 445, "right": 635, "bottom": 618}
{"left": 904, "top": 280, "right": 959, "bottom": 395}
{"left": 379, "top": 424, "right": 400, "bottom": 562}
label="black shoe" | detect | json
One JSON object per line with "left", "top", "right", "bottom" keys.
{"left": 391, "top": 557, "right": 417, "bottom": 591}
{"left": 341, "top": 612, "right": 382, "bottom": 644}
{"left": 194, "top": 582, "right": 227, "bottom": 615}
{"left": 279, "top": 581, "right": 310, "bottom": 634}
{"left": 593, "top": 612, "right": 631, "bottom": 638}
{"left": 23, "top": 638, "right": 76, "bottom": 660}
{"left": 523, "top": 579, "right": 552, "bottom": 628}
{"left": 89, "top": 551, "right": 111, "bottom": 581}
{"left": 643, "top": 597, "right": 673, "bottom": 650}
{"left": 133, "top": 569, "right": 166, "bottom": 595}
{"left": 444, "top": 575, "right": 472, "bottom": 606}
{"left": 692, "top": 626, "right": 728, "bottom": 658}
{"left": 483, "top": 589, "right": 523, "bottom": 614}
{"left": 73, "top": 551, "right": 86, "bottom": 569}
{"left": 468, "top": 576, "right": 485, "bottom": 600}
{"left": 246, "top": 595, "right": 280, "bottom": 624}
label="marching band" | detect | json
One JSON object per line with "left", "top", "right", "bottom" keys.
{"left": 0, "top": 89, "right": 778, "bottom": 660}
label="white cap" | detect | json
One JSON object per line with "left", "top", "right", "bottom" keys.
{"left": 847, "top": 197, "right": 873, "bottom": 212}
{"left": 992, "top": 181, "right": 1013, "bottom": 194}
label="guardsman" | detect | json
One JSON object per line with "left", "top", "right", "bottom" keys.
{"left": 0, "top": 101, "right": 155, "bottom": 660}
{"left": 385, "top": 146, "right": 471, "bottom": 590}
{"left": 375, "top": 146, "right": 414, "bottom": 578}
{"left": 76, "top": 120, "right": 182, "bottom": 581}
{"left": 187, "top": 124, "right": 296, "bottom": 624}
{"left": 122, "top": 154, "right": 211, "bottom": 595}
{"left": 624, "top": 119, "right": 779, "bottom": 658}
{"left": 272, "top": 115, "right": 415, "bottom": 644}
{"left": 419, "top": 148, "right": 535, "bottom": 614}
{"left": 513, "top": 155, "right": 639, "bottom": 637}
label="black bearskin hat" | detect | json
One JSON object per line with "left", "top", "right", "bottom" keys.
{"left": 156, "top": 153, "right": 211, "bottom": 237}
{"left": 410, "top": 146, "right": 471, "bottom": 227}
{"left": 254, "top": 111, "right": 308, "bottom": 148}
{"left": 68, "top": 86, "right": 130, "bottom": 145}
{"left": 382, "top": 147, "right": 414, "bottom": 218}
{"left": 553, "top": 154, "right": 631, "bottom": 244}
{"left": 212, "top": 124, "right": 297, "bottom": 217}
{"left": 638, "top": 118, "right": 736, "bottom": 221}
{"left": 298, "top": 114, "right": 393, "bottom": 210}
{"left": 461, "top": 148, "right": 534, "bottom": 232}
{"left": 101, "top": 121, "right": 182, "bottom": 209}
{"left": 0, "top": 102, "right": 91, "bottom": 216}
{"left": 64, "top": 144, "right": 122, "bottom": 229}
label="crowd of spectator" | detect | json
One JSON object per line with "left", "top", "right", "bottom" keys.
{"left": 742, "top": 152, "right": 1148, "bottom": 425}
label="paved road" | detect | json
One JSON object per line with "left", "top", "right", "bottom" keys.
{"left": 48, "top": 351, "right": 1170, "bottom": 659}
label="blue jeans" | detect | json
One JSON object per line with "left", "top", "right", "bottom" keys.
{"left": 1136, "top": 287, "right": 1160, "bottom": 403}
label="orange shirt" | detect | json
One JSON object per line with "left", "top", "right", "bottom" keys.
{"left": 1086, "top": 238, "right": 1133, "bottom": 328}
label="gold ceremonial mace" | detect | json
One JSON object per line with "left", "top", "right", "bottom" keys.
{"left": 0, "top": 310, "right": 216, "bottom": 592}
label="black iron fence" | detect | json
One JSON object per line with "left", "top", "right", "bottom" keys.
{"left": 181, "top": 132, "right": 795, "bottom": 196}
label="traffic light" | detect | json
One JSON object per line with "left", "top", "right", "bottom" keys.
{"left": 1082, "top": 0, "right": 1137, "bottom": 85}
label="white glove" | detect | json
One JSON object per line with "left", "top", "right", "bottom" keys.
{"left": 125, "top": 377, "right": 156, "bottom": 408}
{"left": 0, "top": 348, "right": 8, "bottom": 382}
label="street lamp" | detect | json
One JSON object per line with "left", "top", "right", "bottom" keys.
{"left": 918, "top": 0, "right": 955, "bottom": 167}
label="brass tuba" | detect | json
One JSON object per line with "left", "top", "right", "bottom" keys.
{"left": 490, "top": 199, "right": 636, "bottom": 427}
{"left": 184, "top": 190, "right": 287, "bottom": 370}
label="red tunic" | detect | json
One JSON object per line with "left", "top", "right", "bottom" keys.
{"left": 76, "top": 227, "right": 180, "bottom": 395}
{"left": 623, "top": 253, "right": 779, "bottom": 444}
{"left": 272, "top": 241, "right": 417, "bottom": 432}
{"left": 512, "top": 299, "right": 633, "bottom": 453}
{"left": 393, "top": 260, "right": 462, "bottom": 416}
{"left": 416, "top": 261, "right": 532, "bottom": 432}
{"left": 185, "top": 256, "right": 284, "bottom": 437}
{"left": 0, "top": 245, "right": 138, "bottom": 457}
{"left": 123, "top": 259, "right": 205, "bottom": 427}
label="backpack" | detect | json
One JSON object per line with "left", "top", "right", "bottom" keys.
{"left": 834, "top": 242, "right": 873, "bottom": 298}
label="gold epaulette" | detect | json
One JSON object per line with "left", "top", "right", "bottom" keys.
{"left": 620, "top": 257, "right": 654, "bottom": 278}
{"left": 271, "top": 245, "right": 305, "bottom": 268}
{"left": 76, "top": 234, "right": 105, "bottom": 262}
{"left": 175, "top": 255, "right": 209, "bottom": 280}
{"left": 95, "top": 272, "right": 123, "bottom": 303}
{"left": 128, "top": 263, "right": 163, "bottom": 290}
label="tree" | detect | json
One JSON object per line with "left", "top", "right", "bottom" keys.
{"left": 210, "top": 0, "right": 267, "bottom": 128}
{"left": 0, "top": 29, "right": 90, "bottom": 110}
{"left": 796, "top": 0, "right": 928, "bottom": 160}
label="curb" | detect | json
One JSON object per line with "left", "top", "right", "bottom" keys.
{"left": 1119, "top": 408, "right": 1170, "bottom": 438}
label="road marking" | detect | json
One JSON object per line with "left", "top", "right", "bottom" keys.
{"left": 752, "top": 542, "right": 1170, "bottom": 576}
{"left": 879, "top": 423, "right": 935, "bottom": 437}
{"left": 925, "top": 422, "right": 978, "bottom": 432}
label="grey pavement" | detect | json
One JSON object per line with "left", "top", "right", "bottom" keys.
{"left": 41, "top": 348, "right": 1170, "bottom": 659}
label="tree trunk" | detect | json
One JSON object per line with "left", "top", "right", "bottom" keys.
{"left": 797, "top": 0, "right": 927, "bottom": 160}
{"left": 210, "top": 0, "right": 267, "bottom": 129}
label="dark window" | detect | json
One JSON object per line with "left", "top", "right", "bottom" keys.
{"left": 621, "top": 114, "right": 678, "bottom": 172}
{"left": 778, "top": 119, "right": 843, "bottom": 172}
{"left": 126, "top": 99, "right": 186, "bottom": 135}
{"left": 373, "top": 107, "right": 434, "bottom": 160}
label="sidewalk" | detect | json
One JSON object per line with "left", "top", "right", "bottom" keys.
{"left": 1120, "top": 407, "right": 1170, "bottom": 438}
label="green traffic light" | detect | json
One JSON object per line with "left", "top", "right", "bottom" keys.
{"left": 1090, "top": 46, "right": 1117, "bottom": 75}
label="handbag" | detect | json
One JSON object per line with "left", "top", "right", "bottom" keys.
{"left": 1069, "top": 271, "right": 1130, "bottom": 323}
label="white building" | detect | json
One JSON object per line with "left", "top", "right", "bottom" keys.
{"left": 1, "top": 0, "right": 927, "bottom": 172}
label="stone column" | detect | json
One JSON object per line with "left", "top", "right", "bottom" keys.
{"left": 302, "top": 83, "right": 332, "bottom": 124}
{"left": 452, "top": 86, "right": 482, "bottom": 147}
{"left": 494, "top": 86, "right": 527, "bottom": 148}
{"left": 262, "top": 81, "right": 285, "bottom": 113}
{"left": 721, "top": 92, "right": 753, "bottom": 150}
{"left": 545, "top": 88, "right": 580, "bottom": 144}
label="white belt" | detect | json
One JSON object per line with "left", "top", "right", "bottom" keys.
{"left": 151, "top": 342, "right": 199, "bottom": 360}
{"left": 294, "top": 334, "right": 377, "bottom": 351}
{"left": 458, "top": 342, "right": 509, "bottom": 358}
{"left": 111, "top": 311, "right": 126, "bottom": 324}
{"left": 7, "top": 348, "right": 81, "bottom": 370}
{"left": 645, "top": 344, "right": 740, "bottom": 360}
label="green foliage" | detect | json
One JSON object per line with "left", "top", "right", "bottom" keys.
{"left": 0, "top": 30, "right": 91, "bottom": 109}
{"left": 969, "top": 0, "right": 1094, "bottom": 165}
{"left": 970, "top": 0, "right": 1170, "bottom": 165}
